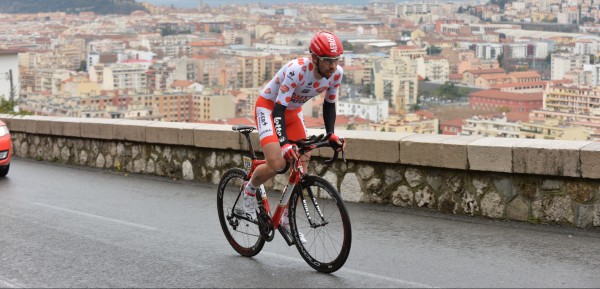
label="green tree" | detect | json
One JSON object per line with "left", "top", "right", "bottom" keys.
{"left": 497, "top": 53, "right": 504, "bottom": 68}
{"left": 342, "top": 40, "right": 354, "bottom": 51}
{"left": 426, "top": 46, "right": 442, "bottom": 55}
{"left": 581, "top": 16, "right": 596, "bottom": 24}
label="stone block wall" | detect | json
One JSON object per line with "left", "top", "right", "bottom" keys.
{"left": 2, "top": 114, "right": 600, "bottom": 228}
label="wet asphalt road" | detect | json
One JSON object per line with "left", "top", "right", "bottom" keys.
{"left": 1, "top": 157, "right": 599, "bottom": 288}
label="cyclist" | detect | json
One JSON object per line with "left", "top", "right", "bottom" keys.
{"left": 242, "top": 31, "right": 347, "bottom": 242}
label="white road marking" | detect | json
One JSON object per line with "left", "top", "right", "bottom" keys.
{"left": 31, "top": 202, "right": 158, "bottom": 231}
{"left": 261, "top": 251, "right": 438, "bottom": 288}
{"left": 0, "top": 277, "right": 23, "bottom": 288}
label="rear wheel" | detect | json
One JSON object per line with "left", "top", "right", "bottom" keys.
{"left": 217, "top": 168, "right": 265, "bottom": 257}
{"left": 289, "top": 175, "right": 352, "bottom": 273}
{"left": 0, "top": 164, "right": 9, "bottom": 177}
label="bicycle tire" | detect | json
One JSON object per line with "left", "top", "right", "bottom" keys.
{"left": 289, "top": 175, "right": 352, "bottom": 273}
{"left": 217, "top": 168, "right": 265, "bottom": 257}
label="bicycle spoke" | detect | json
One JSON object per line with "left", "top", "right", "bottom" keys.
{"left": 290, "top": 175, "right": 352, "bottom": 273}
{"left": 217, "top": 168, "right": 265, "bottom": 257}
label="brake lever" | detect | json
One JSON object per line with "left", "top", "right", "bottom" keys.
{"left": 324, "top": 150, "right": 338, "bottom": 165}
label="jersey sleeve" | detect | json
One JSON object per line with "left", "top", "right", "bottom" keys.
{"left": 274, "top": 61, "right": 303, "bottom": 107}
{"left": 324, "top": 66, "right": 343, "bottom": 104}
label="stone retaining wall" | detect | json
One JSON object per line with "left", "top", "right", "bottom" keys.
{"left": 2, "top": 114, "right": 600, "bottom": 228}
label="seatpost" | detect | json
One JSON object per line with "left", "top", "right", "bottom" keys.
{"left": 242, "top": 132, "right": 257, "bottom": 159}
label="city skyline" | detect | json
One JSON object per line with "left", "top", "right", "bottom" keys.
{"left": 144, "top": 0, "right": 376, "bottom": 8}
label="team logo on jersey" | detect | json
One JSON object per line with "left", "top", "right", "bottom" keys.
{"left": 258, "top": 110, "right": 268, "bottom": 126}
{"left": 307, "top": 81, "right": 313, "bottom": 87}
{"left": 313, "top": 82, "right": 320, "bottom": 88}
{"left": 329, "top": 94, "right": 336, "bottom": 101}
{"left": 291, "top": 83, "right": 297, "bottom": 88}
{"left": 281, "top": 84, "right": 289, "bottom": 93}
{"left": 334, "top": 73, "right": 341, "bottom": 81}
{"left": 287, "top": 71, "right": 295, "bottom": 80}
{"left": 308, "top": 63, "right": 314, "bottom": 71}
{"left": 302, "top": 89, "right": 310, "bottom": 93}
{"left": 290, "top": 94, "right": 310, "bottom": 103}
{"left": 297, "top": 58, "right": 305, "bottom": 65}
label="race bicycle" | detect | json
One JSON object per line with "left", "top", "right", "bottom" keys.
{"left": 217, "top": 125, "right": 352, "bottom": 273}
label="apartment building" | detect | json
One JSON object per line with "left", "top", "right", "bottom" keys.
{"left": 171, "top": 58, "right": 198, "bottom": 82}
{"left": 543, "top": 83, "right": 600, "bottom": 114}
{"left": 191, "top": 92, "right": 235, "bottom": 122}
{"left": 460, "top": 113, "right": 521, "bottom": 138}
{"left": 102, "top": 63, "right": 149, "bottom": 93}
{"left": 521, "top": 117, "right": 590, "bottom": 140}
{"left": 195, "top": 56, "right": 241, "bottom": 88}
{"left": 422, "top": 56, "right": 450, "bottom": 83}
{"left": 372, "top": 57, "right": 418, "bottom": 113}
{"left": 490, "top": 81, "right": 548, "bottom": 93}
{"left": 141, "top": 34, "right": 197, "bottom": 58}
{"left": 551, "top": 53, "right": 590, "bottom": 80}
{"left": 336, "top": 97, "right": 389, "bottom": 123}
{"left": 390, "top": 45, "right": 427, "bottom": 61}
{"left": 470, "top": 90, "right": 543, "bottom": 112}
{"left": 370, "top": 112, "right": 438, "bottom": 134}
{"left": 462, "top": 68, "right": 506, "bottom": 87}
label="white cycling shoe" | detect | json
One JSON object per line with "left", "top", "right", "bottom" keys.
{"left": 281, "top": 208, "right": 307, "bottom": 244}
{"left": 241, "top": 182, "right": 257, "bottom": 221}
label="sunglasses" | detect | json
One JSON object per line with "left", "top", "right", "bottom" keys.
{"left": 316, "top": 55, "right": 340, "bottom": 65}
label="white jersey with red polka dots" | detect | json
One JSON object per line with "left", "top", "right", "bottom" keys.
{"left": 259, "top": 57, "right": 343, "bottom": 110}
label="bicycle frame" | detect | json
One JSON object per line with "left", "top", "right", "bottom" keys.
{"left": 243, "top": 148, "right": 302, "bottom": 227}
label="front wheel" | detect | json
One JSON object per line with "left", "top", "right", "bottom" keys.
{"left": 289, "top": 175, "right": 352, "bottom": 273}
{"left": 217, "top": 168, "right": 265, "bottom": 257}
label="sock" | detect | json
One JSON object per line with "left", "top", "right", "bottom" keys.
{"left": 245, "top": 181, "right": 258, "bottom": 196}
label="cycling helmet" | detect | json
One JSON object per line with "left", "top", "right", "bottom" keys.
{"left": 309, "top": 31, "right": 343, "bottom": 58}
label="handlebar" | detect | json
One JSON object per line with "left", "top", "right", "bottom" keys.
{"left": 290, "top": 133, "right": 346, "bottom": 165}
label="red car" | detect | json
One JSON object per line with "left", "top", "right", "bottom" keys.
{"left": 0, "top": 120, "right": 12, "bottom": 177}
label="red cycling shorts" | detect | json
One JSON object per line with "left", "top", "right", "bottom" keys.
{"left": 255, "top": 97, "right": 307, "bottom": 147}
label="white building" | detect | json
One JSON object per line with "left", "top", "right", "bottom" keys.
{"left": 103, "top": 63, "right": 149, "bottom": 92}
{"left": 460, "top": 113, "right": 521, "bottom": 138}
{"left": 474, "top": 43, "right": 504, "bottom": 60}
{"left": 574, "top": 38, "right": 600, "bottom": 55}
{"left": 584, "top": 64, "right": 600, "bottom": 87}
{"left": 337, "top": 97, "right": 389, "bottom": 123}
{"left": 551, "top": 53, "right": 590, "bottom": 80}
{"left": 0, "top": 50, "right": 19, "bottom": 100}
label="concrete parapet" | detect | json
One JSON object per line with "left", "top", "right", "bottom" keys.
{"left": 146, "top": 122, "right": 203, "bottom": 146}
{"left": 112, "top": 119, "right": 159, "bottom": 142}
{"left": 80, "top": 118, "right": 122, "bottom": 139}
{"left": 467, "top": 137, "right": 527, "bottom": 173}
{"left": 51, "top": 117, "right": 82, "bottom": 137}
{"left": 9, "top": 115, "right": 58, "bottom": 134}
{"left": 513, "top": 139, "right": 592, "bottom": 178}
{"left": 194, "top": 124, "right": 244, "bottom": 150}
{"left": 0, "top": 114, "right": 13, "bottom": 127}
{"left": 309, "top": 129, "right": 413, "bottom": 163}
{"left": 581, "top": 142, "right": 600, "bottom": 179}
{"left": 400, "top": 134, "right": 483, "bottom": 169}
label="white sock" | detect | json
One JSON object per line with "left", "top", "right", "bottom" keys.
{"left": 245, "top": 181, "right": 258, "bottom": 195}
